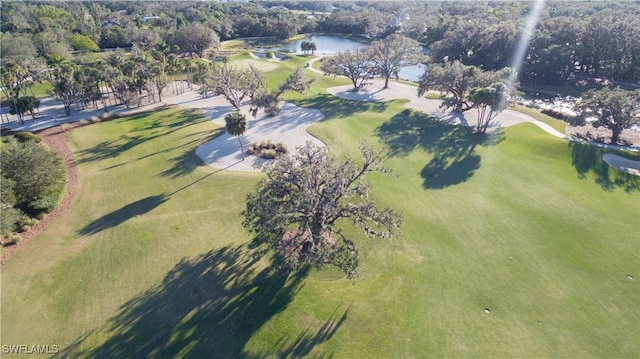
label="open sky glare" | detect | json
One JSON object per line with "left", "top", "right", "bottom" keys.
{"left": 506, "top": 0, "right": 546, "bottom": 98}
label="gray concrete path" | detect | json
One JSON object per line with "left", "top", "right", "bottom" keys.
{"left": 327, "top": 79, "right": 639, "bottom": 175}
{"left": 2, "top": 77, "right": 637, "bottom": 175}
{"left": 327, "top": 79, "right": 569, "bottom": 139}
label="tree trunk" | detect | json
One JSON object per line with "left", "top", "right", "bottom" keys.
{"left": 384, "top": 75, "right": 390, "bottom": 89}
{"left": 238, "top": 136, "right": 245, "bottom": 160}
{"left": 611, "top": 127, "right": 621, "bottom": 144}
{"left": 311, "top": 220, "right": 323, "bottom": 246}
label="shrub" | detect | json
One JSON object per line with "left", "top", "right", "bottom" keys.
{"left": 0, "top": 176, "right": 17, "bottom": 206}
{"left": 100, "top": 112, "right": 118, "bottom": 121}
{"left": 28, "top": 190, "right": 63, "bottom": 214}
{"left": 69, "top": 34, "right": 100, "bottom": 52}
{"left": 275, "top": 143, "right": 288, "bottom": 154}
{"left": 0, "top": 207, "right": 26, "bottom": 237}
{"left": 425, "top": 93, "right": 441, "bottom": 100}
{"left": 13, "top": 132, "right": 42, "bottom": 143}
{"left": 1, "top": 233, "right": 21, "bottom": 246}
{"left": 1, "top": 138, "right": 65, "bottom": 213}
{"left": 249, "top": 141, "right": 288, "bottom": 158}
{"left": 262, "top": 149, "right": 277, "bottom": 159}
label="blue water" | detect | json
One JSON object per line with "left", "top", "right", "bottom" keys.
{"left": 263, "top": 35, "right": 369, "bottom": 55}
{"left": 256, "top": 34, "right": 427, "bottom": 82}
{"left": 397, "top": 64, "right": 425, "bottom": 82}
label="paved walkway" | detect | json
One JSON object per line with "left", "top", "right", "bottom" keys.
{"left": 0, "top": 83, "right": 327, "bottom": 173}
{"left": 327, "top": 79, "right": 570, "bottom": 139}
{"left": 2, "top": 77, "right": 638, "bottom": 175}
{"left": 326, "top": 79, "right": 639, "bottom": 175}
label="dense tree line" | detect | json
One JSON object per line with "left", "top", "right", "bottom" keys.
{"left": 1, "top": 1, "right": 638, "bottom": 88}
{"left": 416, "top": 2, "right": 640, "bottom": 85}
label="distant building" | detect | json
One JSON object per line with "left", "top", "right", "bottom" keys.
{"left": 100, "top": 19, "right": 122, "bottom": 27}
{"left": 142, "top": 15, "right": 160, "bottom": 22}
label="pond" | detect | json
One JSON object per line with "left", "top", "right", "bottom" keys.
{"left": 257, "top": 34, "right": 369, "bottom": 55}
{"left": 397, "top": 64, "right": 425, "bottom": 83}
{"left": 254, "top": 34, "right": 427, "bottom": 82}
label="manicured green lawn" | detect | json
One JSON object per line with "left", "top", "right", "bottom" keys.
{"left": 1, "top": 61, "right": 638, "bottom": 358}
{"left": 1, "top": 82, "right": 53, "bottom": 102}
{"left": 513, "top": 105, "right": 568, "bottom": 133}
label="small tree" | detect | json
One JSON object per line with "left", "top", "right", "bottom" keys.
{"left": 225, "top": 111, "right": 248, "bottom": 160}
{"left": 418, "top": 60, "right": 511, "bottom": 113}
{"left": 573, "top": 87, "right": 640, "bottom": 144}
{"left": 173, "top": 22, "right": 219, "bottom": 58}
{"left": 469, "top": 83, "right": 508, "bottom": 134}
{"left": 0, "top": 61, "right": 36, "bottom": 123}
{"left": 47, "top": 61, "right": 81, "bottom": 115}
{"left": 301, "top": 41, "right": 317, "bottom": 55}
{"left": 210, "top": 62, "right": 264, "bottom": 110}
{"left": 370, "top": 34, "right": 424, "bottom": 89}
{"left": 242, "top": 142, "right": 403, "bottom": 279}
{"left": 320, "top": 48, "right": 379, "bottom": 92}
{"left": 301, "top": 41, "right": 310, "bottom": 55}
{"left": 250, "top": 67, "right": 315, "bottom": 117}
{"left": 1, "top": 138, "right": 66, "bottom": 214}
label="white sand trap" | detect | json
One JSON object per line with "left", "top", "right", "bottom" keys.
{"left": 602, "top": 154, "right": 640, "bottom": 176}
{"left": 196, "top": 101, "right": 325, "bottom": 171}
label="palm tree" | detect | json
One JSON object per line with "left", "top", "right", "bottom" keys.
{"left": 225, "top": 111, "right": 248, "bottom": 160}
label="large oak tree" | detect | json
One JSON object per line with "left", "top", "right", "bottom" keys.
{"left": 369, "top": 33, "right": 424, "bottom": 88}
{"left": 418, "top": 60, "right": 511, "bottom": 113}
{"left": 320, "top": 48, "right": 379, "bottom": 92}
{"left": 243, "top": 142, "right": 403, "bottom": 279}
{"left": 573, "top": 87, "right": 640, "bottom": 144}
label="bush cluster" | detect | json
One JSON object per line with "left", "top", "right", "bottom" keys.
{"left": 13, "top": 131, "right": 43, "bottom": 143}
{"left": 541, "top": 108, "right": 571, "bottom": 121}
{"left": 0, "top": 138, "right": 65, "bottom": 240}
{"left": 247, "top": 140, "right": 288, "bottom": 159}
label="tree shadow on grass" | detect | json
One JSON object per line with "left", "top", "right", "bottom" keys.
{"left": 291, "top": 93, "right": 387, "bottom": 120}
{"left": 55, "top": 245, "right": 347, "bottom": 358}
{"left": 77, "top": 108, "right": 207, "bottom": 164}
{"left": 376, "top": 109, "right": 504, "bottom": 189}
{"left": 76, "top": 134, "right": 159, "bottom": 164}
{"left": 78, "top": 194, "right": 169, "bottom": 236}
{"left": 569, "top": 141, "right": 639, "bottom": 192}
{"left": 158, "top": 127, "right": 225, "bottom": 178}
{"left": 125, "top": 107, "right": 206, "bottom": 132}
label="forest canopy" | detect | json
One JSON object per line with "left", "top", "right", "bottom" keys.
{"left": 1, "top": 1, "right": 638, "bottom": 86}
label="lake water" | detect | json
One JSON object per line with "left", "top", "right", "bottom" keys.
{"left": 262, "top": 35, "right": 369, "bottom": 55}
{"left": 257, "top": 34, "right": 427, "bottom": 82}
{"left": 397, "top": 64, "right": 425, "bottom": 82}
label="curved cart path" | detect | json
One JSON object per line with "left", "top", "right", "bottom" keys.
{"left": 327, "top": 79, "right": 568, "bottom": 138}
{"left": 327, "top": 79, "right": 639, "bottom": 175}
